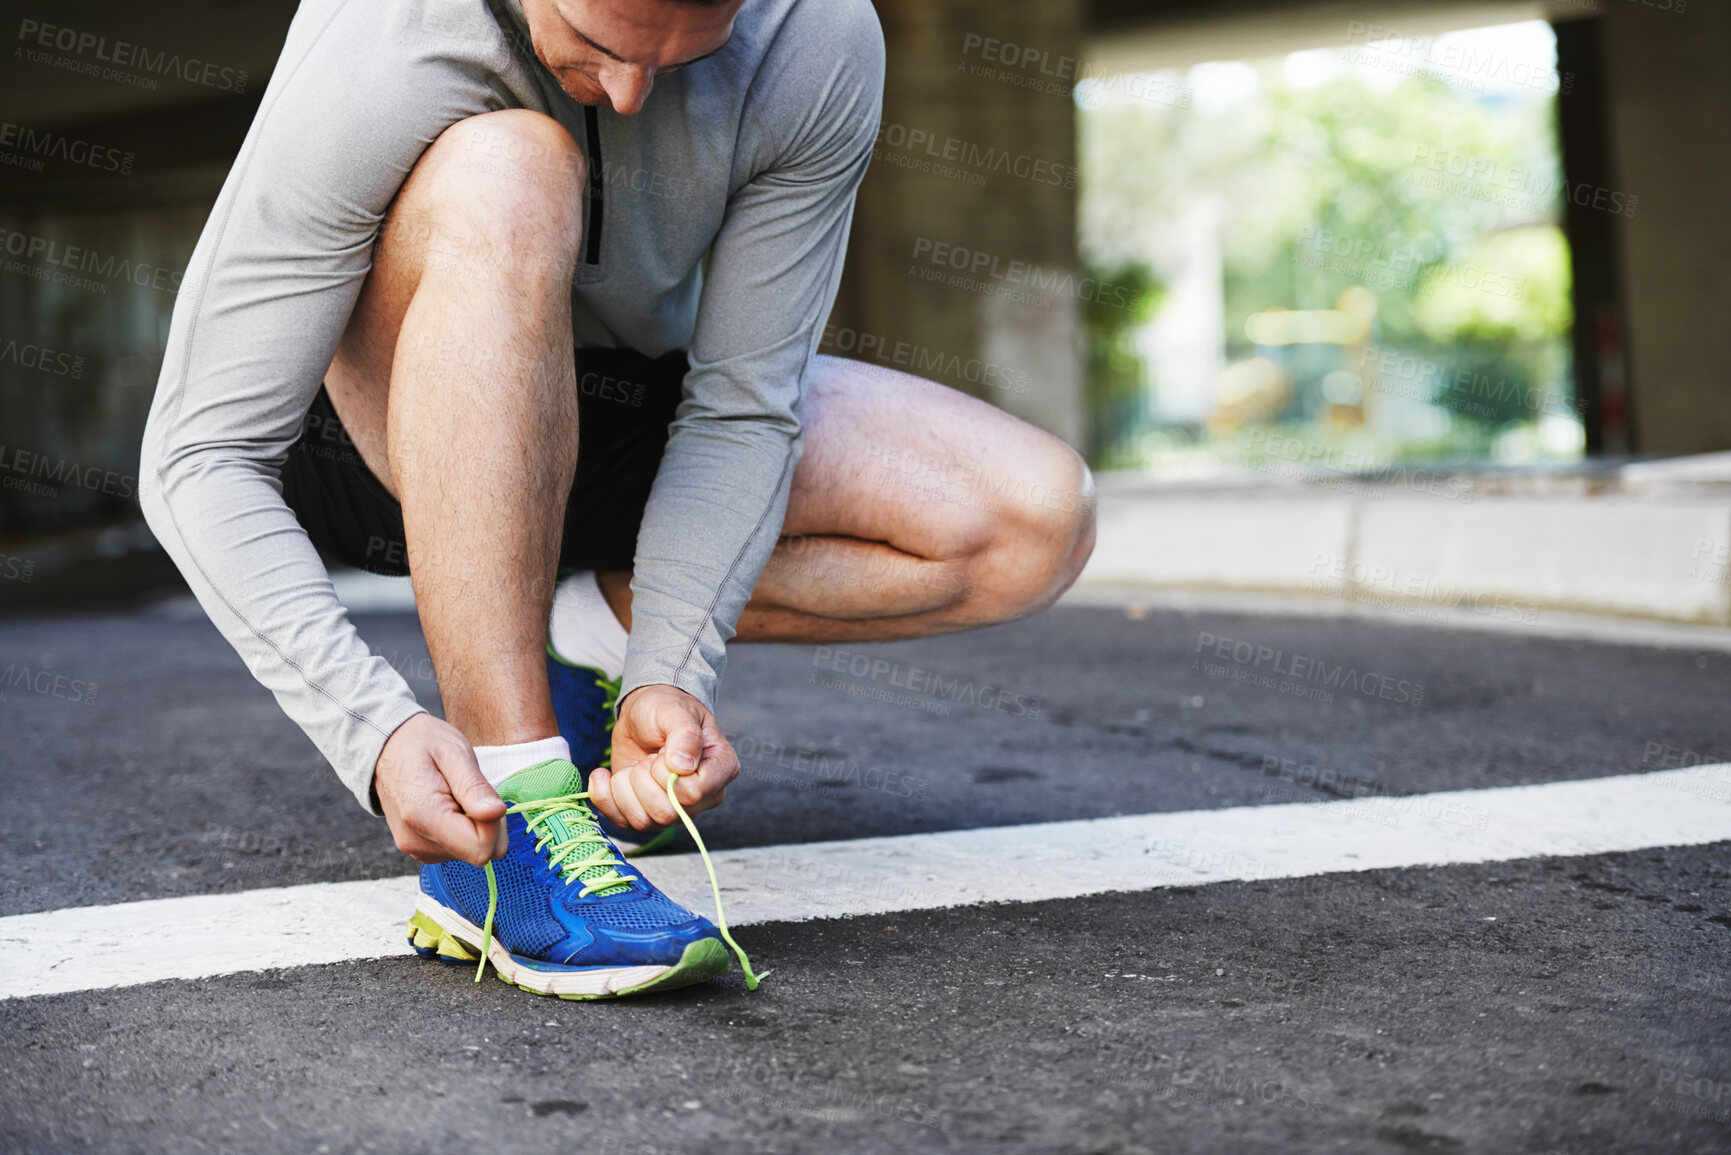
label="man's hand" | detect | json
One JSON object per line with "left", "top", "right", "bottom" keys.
{"left": 374, "top": 713, "right": 508, "bottom": 866}
{"left": 590, "top": 684, "right": 737, "bottom": 830}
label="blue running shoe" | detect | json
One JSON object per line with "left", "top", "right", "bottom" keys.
{"left": 546, "top": 646, "right": 686, "bottom": 856}
{"left": 546, "top": 645, "right": 619, "bottom": 773}
{"left": 406, "top": 759, "right": 729, "bottom": 999}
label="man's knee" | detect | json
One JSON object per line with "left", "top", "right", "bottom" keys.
{"left": 404, "top": 109, "right": 584, "bottom": 272}
{"left": 975, "top": 439, "right": 1096, "bottom": 621}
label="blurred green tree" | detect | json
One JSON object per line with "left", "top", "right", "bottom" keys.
{"left": 1082, "top": 260, "right": 1163, "bottom": 469}
{"left": 1079, "top": 48, "right": 1575, "bottom": 468}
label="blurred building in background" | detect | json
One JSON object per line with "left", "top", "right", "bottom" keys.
{"left": 0, "top": 0, "right": 296, "bottom": 559}
{"left": 1, "top": 0, "right": 1726, "bottom": 555}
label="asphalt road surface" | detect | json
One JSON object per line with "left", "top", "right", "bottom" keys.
{"left": 3, "top": 594, "right": 1730, "bottom": 1154}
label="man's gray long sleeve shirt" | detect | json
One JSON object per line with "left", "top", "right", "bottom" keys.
{"left": 139, "top": 0, "right": 884, "bottom": 810}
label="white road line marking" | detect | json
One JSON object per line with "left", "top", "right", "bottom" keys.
{"left": 3, "top": 766, "right": 1729, "bottom": 1000}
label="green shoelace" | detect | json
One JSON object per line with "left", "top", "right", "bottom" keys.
{"left": 662, "top": 770, "right": 766, "bottom": 990}
{"left": 594, "top": 672, "right": 623, "bottom": 771}
{"left": 596, "top": 672, "right": 622, "bottom": 719}
{"left": 472, "top": 780, "right": 763, "bottom": 990}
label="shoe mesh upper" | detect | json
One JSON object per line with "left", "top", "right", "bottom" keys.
{"left": 442, "top": 853, "right": 565, "bottom": 957}
{"left": 566, "top": 887, "right": 695, "bottom": 931}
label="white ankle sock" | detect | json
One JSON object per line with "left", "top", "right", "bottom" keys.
{"left": 549, "top": 570, "right": 629, "bottom": 679}
{"left": 474, "top": 736, "right": 571, "bottom": 789}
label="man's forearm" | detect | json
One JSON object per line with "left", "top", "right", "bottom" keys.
{"left": 620, "top": 415, "right": 802, "bottom": 711}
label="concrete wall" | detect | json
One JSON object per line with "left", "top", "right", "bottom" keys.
{"left": 830, "top": 0, "right": 1086, "bottom": 447}
{"left": 1599, "top": 0, "right": 1731, "bottom": 457}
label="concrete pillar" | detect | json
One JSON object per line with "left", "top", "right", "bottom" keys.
{"left": 828, "top": 0, "right": 1086, "bottom": 447}
{"left": 1599, "top": 0, "right": 1731, "bottom": 456}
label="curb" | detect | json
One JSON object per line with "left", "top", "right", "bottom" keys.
{"left": 1080, "top": 485, "right": 1731, "bottom": 627}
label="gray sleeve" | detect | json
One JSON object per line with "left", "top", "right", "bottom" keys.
{"left": 619, "top": 0, "right": 886, "bottom": 710}
{"left": 139, "top": 0, "right": 511, "bottom": 812}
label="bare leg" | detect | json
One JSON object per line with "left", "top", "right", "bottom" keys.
{"left": 596, "top": 355, "right": 1096, "bottom": 642}
{"left": 324, "top": 110, "right": 584, "bottom": 745}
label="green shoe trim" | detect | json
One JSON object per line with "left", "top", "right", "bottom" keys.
{"left": 609, "top": 937, "right": 729, "bottom": 997}
{"left": 406, "top": 910, "right": 476, "bottom": 961}
{"left": 545, "top": 938, "right": 730, "bottom": 1001}
{"left": 664, "top": 770, "right": 767, "bottom": 991}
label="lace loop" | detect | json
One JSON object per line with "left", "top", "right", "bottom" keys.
{"left": 517, "top": 794, "right": 635, "bottom": 895}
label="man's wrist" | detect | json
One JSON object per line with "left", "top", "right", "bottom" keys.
{"left": 618, "top": 682, "right": 679, "bottom": 712}
{"left": 366, "top": 707, "right": 429, "bottom": 817}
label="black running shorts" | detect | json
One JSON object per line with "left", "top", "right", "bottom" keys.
{"left": 281, "top": 346, "right": 688, "bottom": 577}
